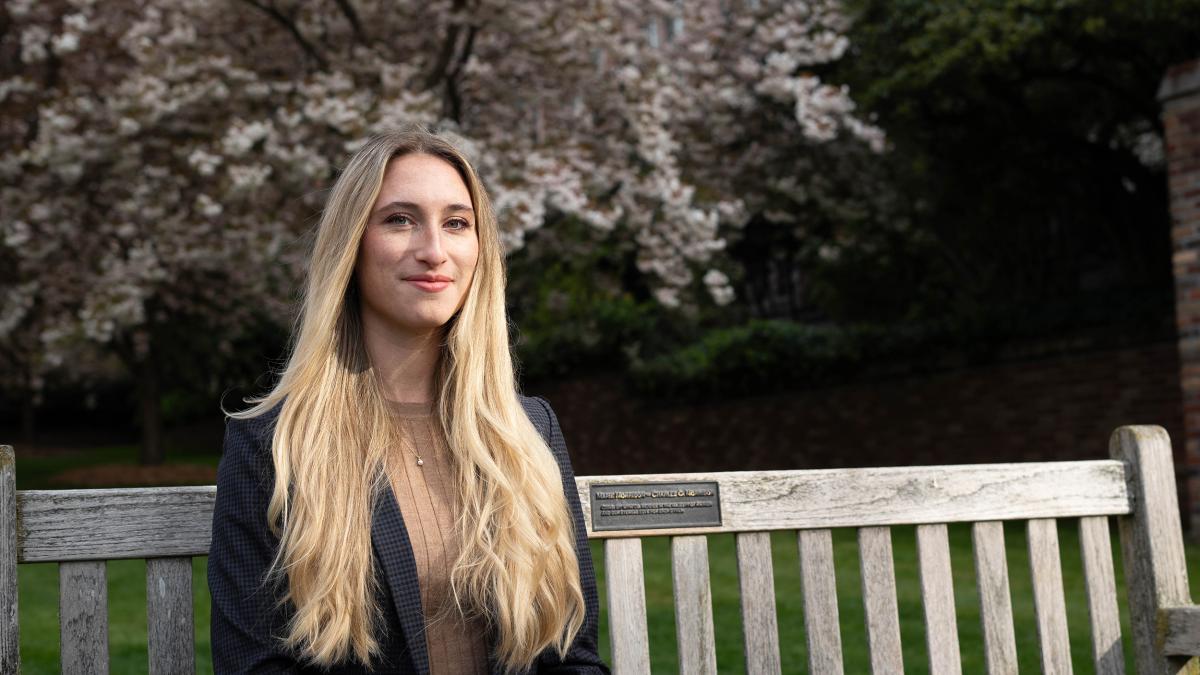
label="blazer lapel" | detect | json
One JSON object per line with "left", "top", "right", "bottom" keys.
{"left": 371, "top": 481, "right": 430, "bottom": 675}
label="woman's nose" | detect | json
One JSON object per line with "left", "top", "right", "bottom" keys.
{"left": 413, "top": 226, "right": 447, "bottom": 265}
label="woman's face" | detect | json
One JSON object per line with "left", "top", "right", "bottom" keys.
{"left": 355, "top": 153, "right": 480, "bottom": 338}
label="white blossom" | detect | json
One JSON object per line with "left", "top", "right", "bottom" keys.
{"left": 195, "top": 194, "right": 223, "bottom": 218}
{"left": 0, "top": 282, "right": 38, "bottom": 337}
{"left": 187, "top": 148, "right": 222, "bottom": 176}
{"left": 0, "top": 0, "right": 881, "bottom": 386}
{"left": 20, "top": 25, "right": 49, "bottom": 62}
{"left": 51, "top": 31, "right": 79, "bottom": 54}
{"left": 703, "top": 269, "right": 735, "bottom": 306}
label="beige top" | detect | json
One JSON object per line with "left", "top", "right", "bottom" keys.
{"left": 384, "top": 400, "right": 489, "bottom": 675}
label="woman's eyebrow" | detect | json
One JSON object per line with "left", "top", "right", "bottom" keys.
{"left": 443, "top": 202, "right": 474, "bottom": 215}
{"left": 372, "top": 201, "right": 473, "bottom": 218}
{"left": 372, "top": 200, "right": 421, "bottom": 218}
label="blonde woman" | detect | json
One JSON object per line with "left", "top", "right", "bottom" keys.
{"left": 209, "top": 129, "right": 608, "bottom": 674}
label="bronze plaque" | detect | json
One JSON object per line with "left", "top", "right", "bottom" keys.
{"left": 589, "top": 481, "right": 722, "bottom": 532}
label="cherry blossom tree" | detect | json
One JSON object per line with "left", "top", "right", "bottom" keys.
{"left": 0, "top": 0, "right": 881, "bottom": 462}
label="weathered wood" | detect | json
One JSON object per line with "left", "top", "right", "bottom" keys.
{"left": 1110, "top": 425, "right": 1198, "bottom": 674}
{"left": 858, "top": 526, "right": 904, "bottom": 675}
{"left": 147, "top": 557, "right": 194, "bottom": 675}
{"left": 13, "top": 462, "right": 1131, "bottom": 559}
{"left": 971, "top": 521, "right": 1017, "bottom": 675}
{"left": 0, "top": 446, "right": 17, "bottom": 675}
{"left": 17, "top": 487, "right": 215, "bottom": 562}
{"left": 1078, "top": 516, "right": 1125, "bottom": 674}
{"left": 736, "top": 531, "right": 781, "bottom": 675}
{"left": 604, "top": 537, "right": 650, "bottom": 675}
{"left": 1027, "top": 518, "right": 1073, "bottom": 674}
{"left": 799, "top": 529, "right": 844, "bottom": 675}
{"left": 916, "top": 524, "right": 961, "bottom": 675}
{"left": 60, "top": 560, "right": 108, "bottom": 675}
{"left": 1161, "top": 605, "right": 1200, "bottom": 655}
{"left": 577, "top": 461, "right": 1128, "bottom": 538}
{"left": 671, "top": 535, "right": 718, "bottom": 675}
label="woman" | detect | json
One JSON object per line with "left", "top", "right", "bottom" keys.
{"left": 209, "top": 128, "right": 608, "bottom": 675}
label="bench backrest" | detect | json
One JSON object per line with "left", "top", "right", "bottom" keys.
{"left": 0, "top": 425, "right": 1194, "bottom": 674}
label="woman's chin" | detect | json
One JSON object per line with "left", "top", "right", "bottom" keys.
{"left": 390, "top": 313, "right": 457, "bottom": 336}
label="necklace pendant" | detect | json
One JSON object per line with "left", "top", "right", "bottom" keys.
{"left": 416, "top": 458, "right": 424, "bottom": 466}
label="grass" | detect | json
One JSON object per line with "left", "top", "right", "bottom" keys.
{"left": 12, "top": 446, "right": 1200, "bottom": 672}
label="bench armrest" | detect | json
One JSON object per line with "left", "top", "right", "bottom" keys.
{"left": 1160, "top": 605, "right": 1200, "bottom": 656}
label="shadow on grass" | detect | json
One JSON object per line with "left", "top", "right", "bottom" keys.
{"left": 11, "top": 444, "right": 220, "bottom": 490}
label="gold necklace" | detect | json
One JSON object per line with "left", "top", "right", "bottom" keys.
{"left": 400, "top": 441, "right": 424, "bottom": 467}
{"left": 389, "top": 401, "right": 430, "bottom": 467}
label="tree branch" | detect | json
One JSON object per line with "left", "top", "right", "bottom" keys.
{"left": 332, "top": 0, "right": 367, "bottom": 44}
{"left": 447, "top": 23, "right": 476, "bottom": 81}
{"left": 444, "top": 24, "right": 477, "bottom": 122}
{"left": 424, "top": 0, "right": 467, "bottom": 89}
{"left": 239, "top": 0, "right": 329, "bottom": 70}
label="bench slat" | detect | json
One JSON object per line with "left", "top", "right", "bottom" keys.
{"left": 736, "top": 531, "right": 781, "bottom": 674}
{"left": 1028, "top": 519, "right": 1073, "bottom": 674}
{"left": 0, "top": 446, "right": 17, "bottom": 674}
{"left": 60, "top": 560, "right": 108, "bottom": 675}
{"left": 858, "top": 527, "right": 904, "bottom": 674}
{"left": 147, "top": 557, "right": 194, "bottom": 675}
{"left": 578, "top": 461, "right": 1129, "bottom": 537}
{"left": 18, "top": 488, "right": 215, "bottom": 562}
{"left": 971, "top": 521, "right": 1017, "bottom": 675}
{"left": 604, "top": 537, "right": 650, "bottom": 675}
{"left": 1078, "top": 516, "right": 1125, "bottom": 674}
{"left": 671, "top": 535, "right": 717, "bottom": 674}
{"left": 916, "top": 524, "right": 961, "bottom": 675}
{"left": 799, "top": 529, "right": 844, "bottom": 675}
{"left": 16, "top": 460, "right": 1130, "bottom": 560}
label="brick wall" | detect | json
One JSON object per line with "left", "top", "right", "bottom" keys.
{"left": 530, "top": 340, "right": 1184, "bottom": 509}
{"left": 1164, "top": 58, "right": 1200, "bottom": 532}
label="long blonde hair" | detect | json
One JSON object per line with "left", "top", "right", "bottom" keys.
{"left": 230, "top": 128, "right": 585, "bottom": 671}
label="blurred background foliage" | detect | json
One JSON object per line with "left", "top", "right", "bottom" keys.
{"left": 73, "top": 0, "right": 1200, "bottom": 383}
{"left": 825, "top": 0, "right": 1190, "bottom": 330}
{"left": 508, "top": 0, "right": 1195, "bottom": 398}
{"left": 3, "top": 0, "right": 1199, "bottom": 455}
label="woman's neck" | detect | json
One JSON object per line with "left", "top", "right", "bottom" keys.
{"left": 360, "top": 316, "right": 442, "bottom": 404}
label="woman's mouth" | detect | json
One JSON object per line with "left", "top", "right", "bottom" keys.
{"left": 404, "top": 274, "right": 453, "bottom": 292}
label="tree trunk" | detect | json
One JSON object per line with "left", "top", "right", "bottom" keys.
{"left": 137, "top": 357, "right": 164, "bottom": 465}
{"left": 19, "top": 398, "right": 35, "bottom": 449}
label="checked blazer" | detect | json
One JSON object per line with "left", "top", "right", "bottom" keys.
{"left": 208, "top": 395, "right": 610, "bottom": 675}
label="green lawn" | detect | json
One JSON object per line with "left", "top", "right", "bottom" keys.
{"left": 16, "top": 520, "right": 1200, "bottom": 673}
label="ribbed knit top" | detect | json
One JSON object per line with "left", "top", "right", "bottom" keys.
{"left": 384, "top": 400, "right": 489, "bottom": 675}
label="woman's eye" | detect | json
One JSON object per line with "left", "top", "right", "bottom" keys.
{"left": 384, "top": 214, "right": 413, "bottom": 226}
{"left": 445, "top": 218, "right": 471, "bottom": 231}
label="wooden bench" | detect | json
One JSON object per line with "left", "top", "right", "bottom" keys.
{"left": 2, "top": 425, "right": 1200, "bottom": 673}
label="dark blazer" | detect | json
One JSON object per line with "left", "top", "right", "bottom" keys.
{"left": 208, "top": 395, "right": 610, "bottom": 675}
